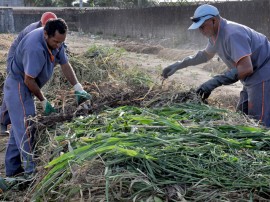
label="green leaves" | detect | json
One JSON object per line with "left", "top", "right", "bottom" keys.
{"left": 33, "top": 104, "right": 270, "bottom": 201}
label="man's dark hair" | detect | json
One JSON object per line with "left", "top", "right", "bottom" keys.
{"left": 44, "top": 18, "right": 68, "bottom": 37}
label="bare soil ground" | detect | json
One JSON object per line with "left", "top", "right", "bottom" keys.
{"left": 0, "top": 31, "right": 243, "bottom": 200}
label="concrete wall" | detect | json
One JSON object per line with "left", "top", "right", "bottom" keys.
{"left": 0, "top": 0, "right": 23, "bottom": 7}
{"left": 12, "top": 8, "right": 80, "bottom": 32}
{"left": 78, "top": 1, "right": 270, "bottom": 48}
{"left": 4, "top": 1, "right": 270, "bottom": 49}
{"left": 78, "top": 6, "right": 194, "bottom": 47}
{"left": 0, "top": 8, "right": 14, "bottom": 32}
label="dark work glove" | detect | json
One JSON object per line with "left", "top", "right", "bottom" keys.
{"left": 203, "top": 68, "right": 239, "bottom": 91}
{"left": 196, "top": 87, "right": 211, "bottom": 100}
{"left": 162, "top": 51, "right": 209, "bottom": 79}
{"left": 162, "top": 63, "right": 178, "bottom": 78}
{"left": 162, "top": 62, "right": 185, "bottom": 78}
{"left": 196, "top": 68, "right": 238, "bottom": 101}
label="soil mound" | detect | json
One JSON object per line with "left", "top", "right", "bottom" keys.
{"left": 116, "top": 41, "right": 163, "bottom": 54}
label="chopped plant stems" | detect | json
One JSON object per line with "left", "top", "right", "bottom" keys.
{"left": 32, "top": 104, "right": 270, "bottom": 201}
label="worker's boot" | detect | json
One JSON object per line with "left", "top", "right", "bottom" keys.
{"left": 0, "top": 177, "right": 8, "bottom": 193}
{"left": 4, "top": 173, "right": 35, "bottom": 191}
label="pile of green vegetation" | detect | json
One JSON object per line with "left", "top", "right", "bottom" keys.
{"left": 2, "top": 44, "right": 266, "bottom": 202}
{"left": 31, "top": 103, "right": 270, "bottom": 201}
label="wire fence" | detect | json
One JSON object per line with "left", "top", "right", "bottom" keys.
{"left": 92, "top": 0, "right": 251, "bottom": 9}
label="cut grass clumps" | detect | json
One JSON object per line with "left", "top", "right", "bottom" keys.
{"left": 69, "top": 44, "right": 126, "bottom": 83}
{"left": 121, "top": 67, "right": 153, "bottom": 88}
{"left": 42, "top": 44, "right": 155, "bottom": 102}
{"left": 32, "top": 103, "right": 270, "bottom": 201}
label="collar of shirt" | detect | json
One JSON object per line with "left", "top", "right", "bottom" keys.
{"left": 209, "top": 17, "right": 224, "bottom": 46}
{"left": 41, "top": 30, "right": 60, "bottom": 63}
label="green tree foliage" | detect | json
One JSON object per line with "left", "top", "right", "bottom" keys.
{"left": 87, "top": 0, "right": 95, "bottom": 7}
{"left": 24, "top": 0, "right": 56, "bottom": 6}
{"left": 24, "top": 0, "right": 76, "bottom": 7}
{"left": 55, "top": 0, "right": 75, "bottom": 6}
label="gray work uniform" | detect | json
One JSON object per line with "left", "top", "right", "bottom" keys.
{"left": 1, "top": 21, "right": 67, "bottom": 127}
{"left": 0, "top": 21, "right": 41, "bottom": 127}
{"left": 206, "top": 18, "right": 270, "bottom": 127}
{"left": 7, "top": 21, "right": 41, "bottom": 73}
{"left": 4, "top": 27, "right": 67, "bottom": 176}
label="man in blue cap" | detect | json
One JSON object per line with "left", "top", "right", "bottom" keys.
{"left": 3, "top": 18, "right": 91, "bottom": 178}
{"left": 162, "top": 4, "right": 270, "bottom": 127}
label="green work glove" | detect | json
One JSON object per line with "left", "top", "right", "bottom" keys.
{"left": 74, "top": 83, "right": 92, "bottom": 105}
{"left": 75, "top": 90, "right": 92, "bottom": 105}
{"left": 42, "top": 99, "right": 56, "bottom": 116}
{"left": 0, "top": 177, "right": 8, "bottom": 192}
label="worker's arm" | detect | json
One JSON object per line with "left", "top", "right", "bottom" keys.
{"left": 24, "top": 74, "right": 55, "bottom": 115}
{"left": 60, "top": 62, "right": 78, "bottom": 86}
{"left": 196, "top": 55, "right": 253, "bottom": 100}
{"left": 196, "top": 68, "right": 239, "bottom": 100}
{"left": 236, "top": 55, "right": 253, "bottom": 80}
{"left": 162, "top": 50, "right": 214, "bottom": 78}
{"left": 61, "top": 62, "right": 92, "bottom": 105}
{"left": 24, "top": 75, "right": 45, "bottom": 101}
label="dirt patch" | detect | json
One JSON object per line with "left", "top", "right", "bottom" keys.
{"left": 158, "top": 48, "right": 195, "bottom": 61}
{"left": 116, "top": 41, "right": 164, "bottom": 54}
{"left": 202, "top": 58, "right": 228, "bottom": 74}
{"left": 116, "top": 41, "right": 228, "bottom": 74}
{"left": 0, "top": 34, "right": 14, "bottom": 50}
{"left": 0, "top": 34, "right": 14, "bottom": 75}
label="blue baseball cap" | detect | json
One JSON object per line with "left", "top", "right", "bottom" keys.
{"left": 188, "top": 4, "right": 219, "bottom": 30}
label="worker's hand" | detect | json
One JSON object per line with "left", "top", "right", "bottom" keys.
{"left": 75, "top": 90, "right": 92, "bottom": 105}
{"left": 162, "top": 64, "right": 178, "bottom": 79}
{"left": 42, "top": 99, "right": 56, "bottom": 116}
{"left": 196, "top": 87, "right": 211, "bottom": 101}
{"left": 74, "top": 83, "right": 92, "bottom": 105}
